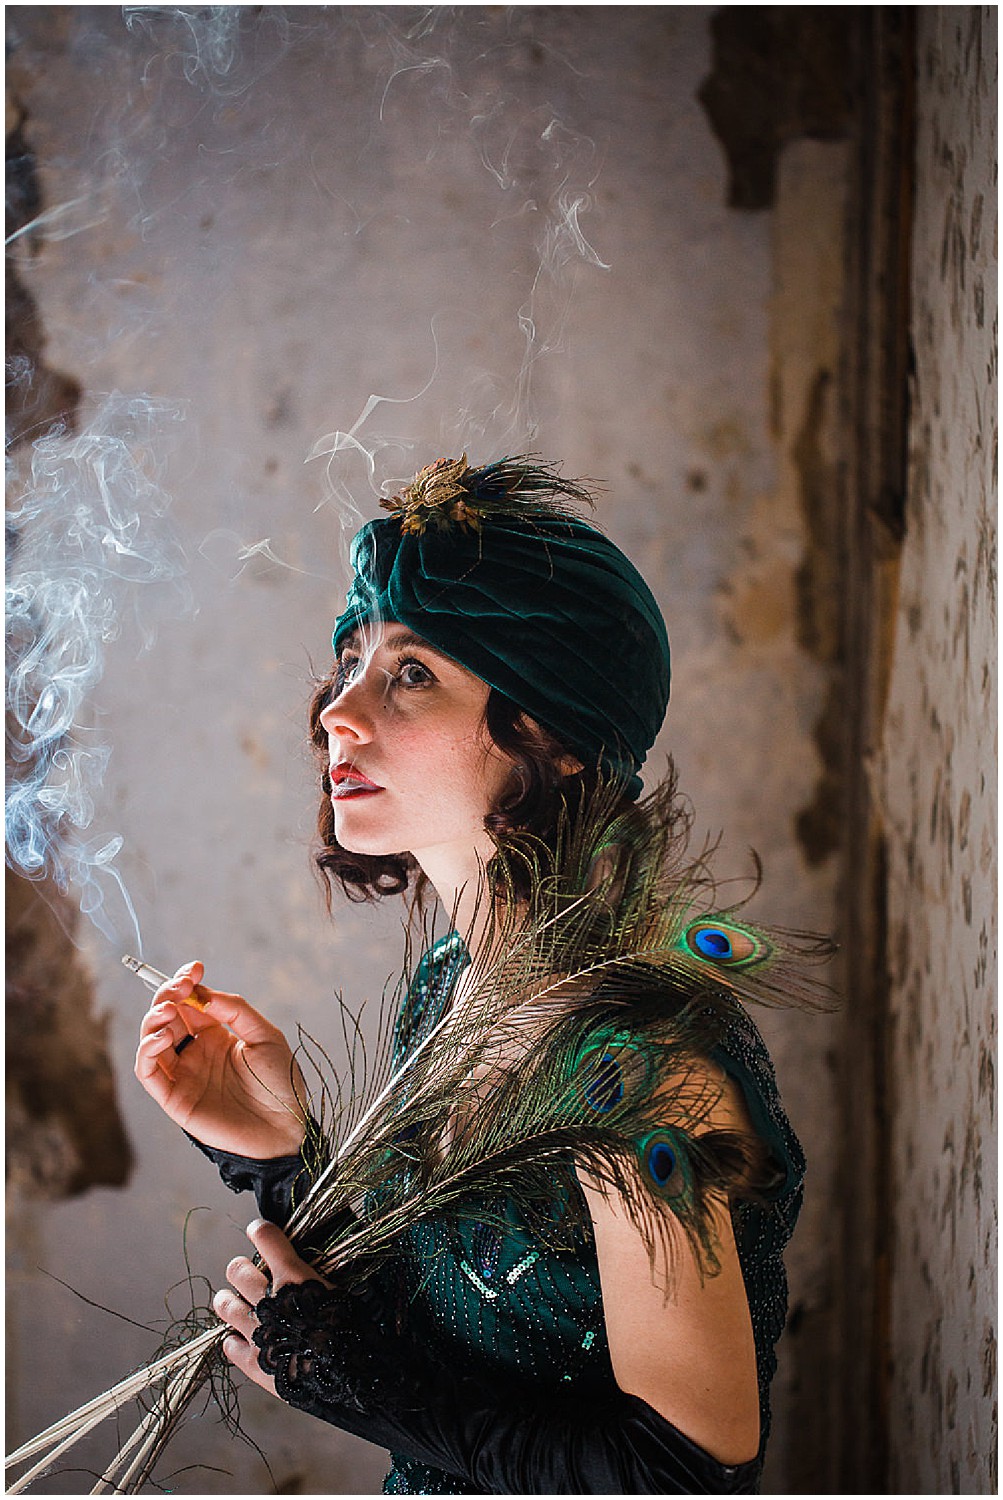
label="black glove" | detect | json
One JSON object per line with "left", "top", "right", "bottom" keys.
{"left": 252, "top": 1278, "right": 762, "bottom": 1495}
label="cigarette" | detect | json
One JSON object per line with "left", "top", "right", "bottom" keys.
{"left": 121, "top": 954, "right": 210, "bottom": 1011}
{"left": 121, "top": 955, "right": 170, "bottom": 990}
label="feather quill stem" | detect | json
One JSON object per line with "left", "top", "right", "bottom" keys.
{"left": 90, "top": 1351, "right": 214, "bottom": 1495}
{"left": 5, "top": 770, "right": 833, "bottom": 1491}
{"left": 3, "top": 1326, "right": 220, "bottom": 1470}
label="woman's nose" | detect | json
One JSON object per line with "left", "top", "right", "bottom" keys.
{"left": 319, "top": 678, "right": 374, "bottom": 744}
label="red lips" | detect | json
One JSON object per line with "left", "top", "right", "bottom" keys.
{"left": 329, "top": 762, "right": 383, "bottom": 797}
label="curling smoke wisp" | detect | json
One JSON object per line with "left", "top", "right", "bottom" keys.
{"left": 305, "top": 18, "right": 610, "bottom": 507}
{"left": 5, "top": 396, "right": 192, "bottom": 947}
{"left": 5, "top": 9, "right": 613, "bottom": 948}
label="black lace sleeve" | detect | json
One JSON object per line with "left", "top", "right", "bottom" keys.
{"left": 250, "top": 1280, "right": 762, "bottom": 1495}
{"left": 185, "top": 1134, "right": 308, "bottom": 1226}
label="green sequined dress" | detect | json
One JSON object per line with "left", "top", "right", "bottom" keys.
{"left": 380, "top": 933, "right": 804, "bottom": 1497}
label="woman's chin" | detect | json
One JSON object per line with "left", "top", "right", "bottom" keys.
{"left": 333, "top": 818, "right": 404, "bottom": 860}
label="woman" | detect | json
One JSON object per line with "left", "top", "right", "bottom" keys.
{"left": 135, "top": 455, "right": 809, "bottom": 1495}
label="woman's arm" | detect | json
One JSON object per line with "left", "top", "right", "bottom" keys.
{"left": 215, "top": 1221, "right": 761, "bottom": 1496}
{"left": 134, "top": 960, "right": 307, "bottom": 1159}
{"left": 578, "top": 1064, "right": 761, "bottom": 1466}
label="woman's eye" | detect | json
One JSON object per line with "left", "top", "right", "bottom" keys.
{"left": 335, "top": 655, "right": 362, "bottom": 693}
{"left": 396, "top": 657, "right": 433, "bottom": 687}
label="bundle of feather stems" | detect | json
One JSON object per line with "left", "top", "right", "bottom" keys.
{"left": 5, "top": 774, "right": 834, "bottom": 1493}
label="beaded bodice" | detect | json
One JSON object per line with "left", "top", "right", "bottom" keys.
{"left": 382, "top": 935, "right": 804, "bottom": 1496}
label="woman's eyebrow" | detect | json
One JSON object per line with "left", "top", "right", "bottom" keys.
{"left": 338, "top": 627, "right": 440, "bottom": 658}
{"left": 382, "top": 629, "right": 436, "bottom": 654}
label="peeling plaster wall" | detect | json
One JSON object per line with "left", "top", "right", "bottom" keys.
{"left": 882, "top": 8, "right": 997, "bottom": 1492}
{"left": 5, "top": 9, "right": 843, "bottom": 1492}
{"left": 6, "top": 95, "right": 134, "bottom": 1201}
{"left": 762, "top": 138, "right": 848, "bottom": 1488}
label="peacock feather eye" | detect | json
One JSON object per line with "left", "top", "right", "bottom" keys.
{"left": 681, "top": 918, "right": 771, "bottom": 968}
{"left": 572, "top": 1029, "right": 652, "bottom": 1115}
{"left": 582, "top": 1050, "right": 624, "bottom": 1113}
{"left": 636, "top": 1129, "right": 691, "bottom": 1200}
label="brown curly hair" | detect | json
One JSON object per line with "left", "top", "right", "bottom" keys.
{"left": 307, "top": 672, "right": 614, "bottom": 910}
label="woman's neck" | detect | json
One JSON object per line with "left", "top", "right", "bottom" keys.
{"left": 414, "top": 836, "right": 495, "bottom": 947}
{"left": 416, "top": 842, "right": 525, "bottom": 1004}
{"left": 444, "top": 872, "right": 498, "bottom": 960}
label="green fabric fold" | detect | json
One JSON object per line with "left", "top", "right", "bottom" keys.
{"left": 333, "top": 511, "right": 670, "bottom": 799}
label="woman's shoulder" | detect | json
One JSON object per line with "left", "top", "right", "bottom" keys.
{"left": 576, "top": 989, "right": 805, "bottom": 1211}
{"left": 710, "top": 1003, "right": 806, "bottom": 1203}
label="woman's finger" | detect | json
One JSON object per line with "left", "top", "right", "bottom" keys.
{"left": 226, "top": 1255, "right": 270, "bottom": 1305}
{"left": 245, "top": 1219, "right": 325, "bottom": 1290}
{"left": 221, "top": 1332, "right": 278, "bottom": 1395}
{"left": 197, "top": 989, "right": 285, "bottom": 1048}
{"left": 134, "top": 1020, "right": 206, "bottom": 1081}
{"left": 152, "top": 960, "right": 202, "bottom": 1004}
{"left": 139, "top": 993, "right": 221, "bottom": 1051}
{"left": 139, "top": 1002, "right": 189, "bottom": 1045}
{"left": 139, "top": 1000, "right": 179, "bottom": 1039}
{"left": 213, "top": 1287, "right": 258, "bottom": 1342}
{"left": 153, "top": 965, "right": 215, "bottom": 1021}
{"left": 135, "top": 1027, "right": 182, "bottom": 1077}
{"left": 149, "top": 965, "right": 283, "bottom": 1048}
{"left": 134, "top": 1033, "right": 181, "bottom": 1104}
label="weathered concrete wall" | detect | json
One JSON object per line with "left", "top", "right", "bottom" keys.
{"left": 6, "top": 8, "right": 843, "bottom": 1492}
{"left": 6, "top": 88, "right": 134, "bottom": 1201}
{"left": 882, "top": 8, "right": 997, "bottom": 1492}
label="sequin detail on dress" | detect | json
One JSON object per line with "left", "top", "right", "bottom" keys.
{"left": 380, "top": 935, "right": 804, "bottom": 1496}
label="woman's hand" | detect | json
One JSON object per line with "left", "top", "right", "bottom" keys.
{"left": 214, "top": 1219, "right": 327, "bottom": 1396}
{"left": 134, "top": 961, "right": 307, "bottom": 1158}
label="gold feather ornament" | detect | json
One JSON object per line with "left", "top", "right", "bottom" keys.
{"left": 378, "top": 453, "right": 598, "bottom": 535}
{"left": 379, "top": 454, "right": 478, "bottom": 534}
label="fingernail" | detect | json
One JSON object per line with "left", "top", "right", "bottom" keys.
{"left": 246, "top": 1218, "right": 266, "bottom": 1236}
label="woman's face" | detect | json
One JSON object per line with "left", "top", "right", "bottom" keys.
{"left": 319, "top": 622, "right": 513, "bottom": 880}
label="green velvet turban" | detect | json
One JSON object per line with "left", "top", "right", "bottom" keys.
{"left": 332, "top": 457, "right": 670, "bottom": 799}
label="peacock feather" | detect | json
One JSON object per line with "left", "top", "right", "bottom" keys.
{"left": 5, "top": 761, "right": 834, "bottom": 1493}
{"left": 282, "top": 761, "right": 834, "bottom": 1286}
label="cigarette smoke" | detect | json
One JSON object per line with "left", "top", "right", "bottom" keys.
{"left": 305, "top": 9, "right": 611, "bottom": 495}
{"left": 5, "top": 396, "right": 192, "bottom": 948}
{"left": 5, "top": 7, "right": 611, "bottom": 950}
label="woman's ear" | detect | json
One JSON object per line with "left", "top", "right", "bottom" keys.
{"left": 517, "top": 713, "right": 582, "bottom": 776}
